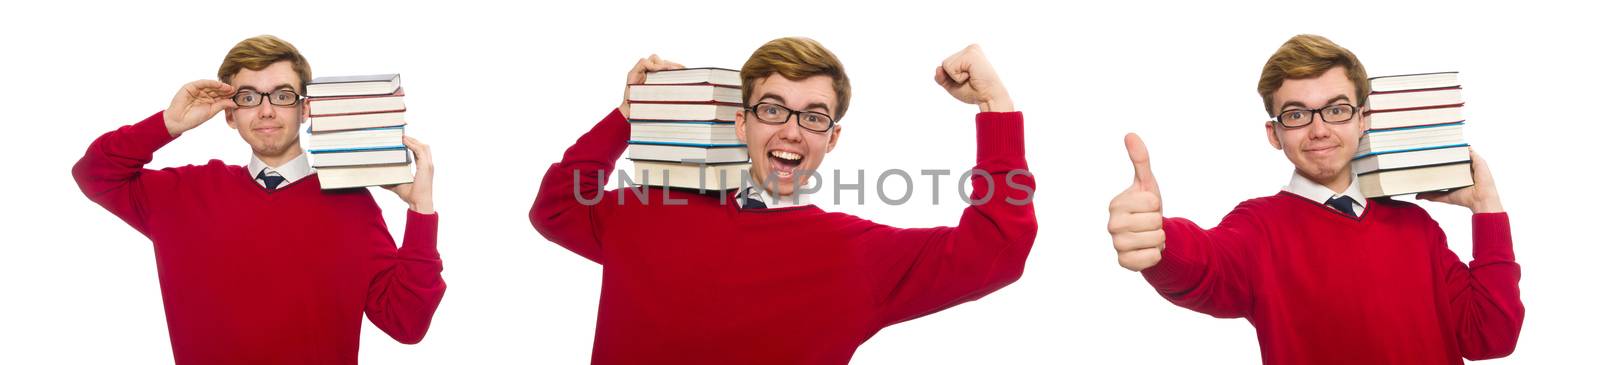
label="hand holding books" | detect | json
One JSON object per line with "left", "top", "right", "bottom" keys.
{"left": 620, "top": 54, "right": 685, "bottom": 118}
{"left": 1417, "top": 149, "right": 1503, "bottom": 214}
{"left": 935, "top": 44, "right": 1013, "bottom": 113}
{"left": 1108, "top": 133, "right": 1166, "bottom": 271}
{"left": 383, "top": 136, "right": 435, "bottom": 214}
{"left": 164, "top": 80, "right": 238, "bottom": 137}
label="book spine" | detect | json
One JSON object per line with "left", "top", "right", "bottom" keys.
{"left": 1352, "top": 143, "right": 1471, "bottom": 160}
{"left": 1366, "top": 102, "right": 1466, "bottom": 114}
{"left": 1363, "top": 121, "right": 1466, "bottom": 134}
{"left": 1369, "top": 85, "right": 1462, "bottom": 95}
{"left": 626, "top": 140, "right": 747, "bottom": 148}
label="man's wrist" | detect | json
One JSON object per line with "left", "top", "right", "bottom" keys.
{"left": 409, "top": 198, "right": 434, "bottom": 214}
{"left": 980, "top": 91, "right": 1014, "bottom": 113}
{"left": 1472, "top": 196, "right": 1504, "bottom": 214}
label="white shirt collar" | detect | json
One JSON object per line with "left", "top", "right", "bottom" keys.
{"left": 247, "top": 152, "right": 314, "bottom": 188}
{"left": 740, "top": 186, "right": 811, "bottom": 209}
{"left": 1283, "top": 170, "right": 1367, "bottom": 215}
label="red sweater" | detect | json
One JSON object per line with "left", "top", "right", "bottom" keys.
{"left": 530, "top": 109, "right": 1036, "bottom": 364}
{"left": 72, "top": 111, "right": 445, "bottom": 364}
{"left": 1144, "top": 192, "right": 1522, "bottom": 364}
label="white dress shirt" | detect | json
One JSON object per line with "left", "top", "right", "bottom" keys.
{"left": 247, "top": 152, "right": 314, "bottom": 189}
{"left": 1283, "top": 171, "right": 1368, "bottom": 216}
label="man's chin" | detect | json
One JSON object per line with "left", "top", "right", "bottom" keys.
{"left": 250, "top": 143, "right": 295, "bottom": 159}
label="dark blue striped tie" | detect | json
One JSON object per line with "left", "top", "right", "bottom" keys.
{"left": 257, "top": 170, "right": 286, "bottom": 191}
{"left": 1326, "top": 196, "right": 1357, "bottom": 217}
{"left": 740, "top": 188, "right": 766, "bottom": 210}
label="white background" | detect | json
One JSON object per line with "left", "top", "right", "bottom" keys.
{"left": 3, "top": 0, "right": 1595, "bottom": 363}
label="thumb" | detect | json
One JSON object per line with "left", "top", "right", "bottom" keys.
{"left": 1125, "top": 133, "right": 1157, "bottom": 191}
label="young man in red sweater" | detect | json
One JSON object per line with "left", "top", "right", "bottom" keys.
{"left": 531, "top": 38, "right": 1036, "bottom": 364}
{"left": 72, "top": 35, "right": 445, "bottom": 364}
{"left": 1106, "top": 34, "right": 1522, "bottom": 364}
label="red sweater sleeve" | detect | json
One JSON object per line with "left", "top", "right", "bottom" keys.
{"left": 365, "top": 210, "right": 446, "bottom": 344}
{"left": 863, "top": 112, "right": 1039, "bottom": 327}
{"left": 529, "top": 109, "right": 629, "bottom": 263}
{"left": 1140, "top": 204, "right": 1265, "bottom": 319}
{"left": 1433, "top": 212, "right": 1523, "bottom": 359}
{"left": 71, "top": 111, "right": 182, "bottom": 236}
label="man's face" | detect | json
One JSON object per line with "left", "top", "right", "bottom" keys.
{"left": 735, "top": 74, "right": 841, "bottom": 196}
{"left": 1265, "top": 66, "right": 1368, "bottom": 185}
{"left": 225, "top": 60, "right": 305, "bottom": 161}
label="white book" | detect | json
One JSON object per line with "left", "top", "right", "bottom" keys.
{"left": 306, "top": 74, "right": 401, "bottom": 97}
{"left": 308, "top": 127, "right": 405, "bottom": 152}
{"left": 317, "top": 163, "right": 413, "bottom": 190}
{"left": 628, "top": 84, "right": 742, "bottom": 103}
{"left": 307, "top": 91, "right": 406, "bottom": 116}
{"left": 628, "top": 144, "right": 749, "bottom": 164}
{"left": 1352, "top": 145, "right": 1470, "bottom": 175}
{"left": 309, "top": 111, "right": 406, "bottom": 132}
{"left": 1370, "top": 72, "right": 1459, "bottom": 93}
{"left": 311, "top": 148, "right": 410, "bottom": 168}
{"left": 629, "top": 102, "right": 740, "bottom": 122}
{"left": 1356, "top": 123, "right": 1465, "bottom": 156}
{"left": 1358, "top": 162, "right": 1473, "bottom": 198}
{"left": 628, "top": 161, "right": 750, "bottom": 191}
{"left": 629, "top": 122, "right": 741, "bottom": 145}
{"left": 1368, "top": 105, "right": 1463, "bottom": 130}
{"left": 643, "top": 67, "right": 740, "bottom": 86}
{"left": 1368, "top": 88, "right": 1462, "bottom": 111}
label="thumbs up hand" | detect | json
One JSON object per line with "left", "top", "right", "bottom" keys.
{"left": 1108, "top": 133, "right": 1166, "bottom": 271}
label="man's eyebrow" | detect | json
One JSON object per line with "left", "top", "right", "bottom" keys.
{"left": 1280, "top": 101, "right": 1308, "bottom": 112}
{"left": 235, "top": 84, "right": 298, "bottom": 93}
{"left": 1325, "top": 95, "right": 1351, "bottom": 106}
{"left": 757, "top": 93, "right": 786, "bottom": 104}
{"left": 1279, "top": 95, "right": 1353, "bottom": 113}
{"left": 804, "top": 102, "right": 831, "bottom": 114}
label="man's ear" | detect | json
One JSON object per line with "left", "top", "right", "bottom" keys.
{"left": 225, "top": 109, "right": 238, "bottom": 129}
{"left": 825, "top": 125, "right": 841, "bottom": 153}
{"left": 734, "top": 109, "right": 748, "bottom": 144}
{"left": 1358, "top": 105, "right": 1369, "bottom": 132}
{"left": 1265, "top": 121, "right": 1283, "bottom": 150}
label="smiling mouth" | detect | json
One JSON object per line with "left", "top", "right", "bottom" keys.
{"left": 1305, "top": 145, "right": 1339, "bottom": 154}
{"left": 767, "top": 150, "right": 804, "bottom": 178}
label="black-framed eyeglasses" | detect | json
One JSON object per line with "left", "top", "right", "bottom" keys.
{"left": 746, "top": 102, "right": 836, "bottom": 133}
{"left": 1273, "top": 103, "right": 1358, "bottom": 129}
{"left": 232, "top": 89, "right": 305, "bottom": 108}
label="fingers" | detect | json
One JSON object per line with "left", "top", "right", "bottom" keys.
{"left": 1109, "top": 188, "right": 1162, "bottom": 215}
{"left": 1467, "top": 149, "right": 1493, "bottom": 186}
{"left": 1109, "top": 210, "right": 1164, "bottom": 233}
{"left": 1124, "top": 133, "right": 1157, "bottom": 191}
{"left": 1111, "top": 227, "right": 1165, "bottom": 253}
{"left": 185, "top": 80, "right": 235, "bottom": 99}
{"left": 627, "top": 58, "right": 650, "bottom": 84}
{"left": 403, "top": 136, "right": 433, "bottom": 170}
{"left": 933, "top": 66, "right": 952, "bottom": 87}
{"left": 1118, "top": 248, "right": 1162, "bottom": 272}
{"left": 641, "top": 54, "right": 683, "bottom": 73}
{"left": 941, "top": 52, "right": 971, "bottom": 85}
{"left": 1416, "top": 191, "right": 1444, "bottom": 202}
{"left": 626, "top": 54, "right": 686, "bottom": 95}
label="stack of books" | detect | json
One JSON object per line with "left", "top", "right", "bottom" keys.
{"left": 626, "top": 67, "right": 749, "bottom": 190}
{"left": 1354, "top": 71, "right": 1473, "bottom": 197}
{"left": 304, "top": 74, "right": 413, "bottom": 190}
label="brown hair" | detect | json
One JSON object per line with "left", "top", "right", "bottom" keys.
{"left": 741, "top": 37, "right": 852, "bottom": 121}
{"left": 1257, "top": 34, "right": 1369, "bottom": 115}
{"left": 217, "top": 35, "right": 312, "bottom": 90}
